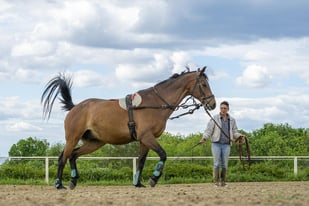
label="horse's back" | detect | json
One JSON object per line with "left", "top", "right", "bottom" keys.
{"left": 64, "top": 98, "right": 131, "bottom": 144}
{"left": 66, "top": 97, "right": 128, "bottom": 127}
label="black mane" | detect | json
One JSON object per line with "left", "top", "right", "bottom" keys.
{"left": 137, "top": 67, "right": 208, "bottom": 95}
{"left": 154, "top": 67, "right": 208, "bottom": 87}
{"left": 155, "top": 69, "right": 193, "bottom": 86}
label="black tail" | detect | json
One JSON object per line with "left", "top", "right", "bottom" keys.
{"left": 41, "top": 73, "right": 75, "bottom": 119}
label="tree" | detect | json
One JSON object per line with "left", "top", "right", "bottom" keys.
{"left": 47, "top": 142, "right": 65, "bottom": 156}
{"left": 9, "top": 137, "right": 49, "bottom": 156}
{"left": 250, "top": 123, "right": 309, "bottom": 156}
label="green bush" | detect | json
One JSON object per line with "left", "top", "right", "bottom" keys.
{"left": 0, "top": 161, "right": 45, "bottom": 180}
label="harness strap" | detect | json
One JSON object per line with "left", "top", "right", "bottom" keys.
{"left": 126, "top": 94, "right": 138, "bottom": 141}
{"left": 152, "top": 86, "right": 177, "bottom": 110}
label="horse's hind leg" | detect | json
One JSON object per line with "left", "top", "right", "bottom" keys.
{"left": 55, "top": 151, "right": 66, "bottom": 189}
{"left": 55, "top": 140, "right": 78, "bottom": 189}
{"left": 68, "top": 140, "right": 105, "bottom": 190}
{"left": 133, "top": 143, "right": 149, "bottom": 187}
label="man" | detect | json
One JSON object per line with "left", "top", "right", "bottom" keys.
{"left": 199, "top": 101, "right": 244, "bottom": 187}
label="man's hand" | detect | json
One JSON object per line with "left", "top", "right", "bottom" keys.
{"left": 199, "top": 138, "right": 206, "bottom": 144}
{"left": 235, "top": 135, "right": 245, "bottom": 143}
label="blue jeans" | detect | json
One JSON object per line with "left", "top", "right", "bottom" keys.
{"left": 211, "top": 143, "right": 231, "bottom": 169}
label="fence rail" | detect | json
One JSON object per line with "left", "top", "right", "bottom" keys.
{"left": 0, "top": 156, "right": 308, "bottom": 184}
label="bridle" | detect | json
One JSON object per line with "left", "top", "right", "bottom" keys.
{"left": 157, "top": 69, "right": 215, "bottom": 120}
{"left": 190, "top": 69, "right": 215, "bottom": 110}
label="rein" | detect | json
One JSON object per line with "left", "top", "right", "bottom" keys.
{"left": 204, "top": 109, "right": 251, "bottom": 169}
{"left": 169, "top": 96, "right": 202, "bottom": 120}
{"left": 133, "top": 94, "right": 202, "bottom": 119}
{"left": 235, "top": 135, "right": 251, "bottom": 169}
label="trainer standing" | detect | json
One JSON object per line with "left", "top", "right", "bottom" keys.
{"left": 199, "top": 101, "right": 244, "bottom": 187}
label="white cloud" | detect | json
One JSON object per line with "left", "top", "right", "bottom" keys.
{"left": 71, "top": 70, "right": 115, "bottom": 88}
{"left": 236, "top": 64, "right": 272, "bottom": 88}
{"left": 171, "top": 51, "right": 192, "bottom": 73}
{"left": 0, "top": 97, "right": 45, "bottom": 120}
{"left": 231, "top": 93, "right": 309, "bottom": 126}
{"left": 0, "top": 0, "right": 11, "bottom": 12}
{"left": 15, "top": 68, "right": 42, "bottom": 83}
{"left": 0, "top": 66, "right": 44, "bottom": 83}
{"left": 203, "top": 38, "right": 309, "bottom": 85}
{"left": 6, "top": 121, "right": 42, "bottom": 132}
{"left": 167, "top": 93, "right": 309, "bottom": 135}
{"left": 115, "top": 53, "right": 172, "bottom": 82}
{"left": 11, "top": 40, "right": 55, "bottom": 57}
{"left": 44, "top": 1, "right": 141, "bottom": 48}
{"left": 115, "top": 50, "right": 204, "bottom": 85}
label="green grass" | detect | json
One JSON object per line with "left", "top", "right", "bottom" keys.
{"left": 1, "top": 161, "right": 309, "bottom": 186}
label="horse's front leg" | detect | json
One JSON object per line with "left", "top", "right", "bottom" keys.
{"left": 133, "top": 143, "right": 149, "bottom": 187}
{"left": 141, "top": 138, "right": 167, "bottom": 187}
{"left": 149, "top": 144, "right": 166, "bottom": 187}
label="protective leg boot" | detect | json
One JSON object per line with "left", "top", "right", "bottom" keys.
{"left": 220, "top": 168, "right": 227, "bottom": 187}
{"left": 213, "top": 169, "right": 219, "bottom": 187}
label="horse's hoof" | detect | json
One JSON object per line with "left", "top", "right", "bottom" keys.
{"left": 148, "top": 177, "right": 157, "bottom": 187}
{"left": 56, "top": 185, "right": 67, "bottom": 190}
{"left": 69, "top": 181, "right": 76, "bottom": 190}
{"left": 134, "top": 182, "right": 146, "bottom": 188}
{"left": 55, "top": 179, "right": 66, "bottom": 190}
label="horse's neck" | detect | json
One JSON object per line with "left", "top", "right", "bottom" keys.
{"left": 153, "top": 75, "right": 194, "bottom": 106}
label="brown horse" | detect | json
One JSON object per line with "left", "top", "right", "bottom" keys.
{"left": 41, "top": 67, "right": 216, "bottom": 189}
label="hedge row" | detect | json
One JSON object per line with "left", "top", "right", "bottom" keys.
{"left": 0, "top": 159, "right": 308, "bottom": 185}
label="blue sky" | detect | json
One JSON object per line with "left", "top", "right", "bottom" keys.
{"left": 1, "top": 0, "right": 309, "bottom": 156}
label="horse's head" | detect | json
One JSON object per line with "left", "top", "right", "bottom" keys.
{"left": 189, "top": 67, "right": 216, "bottom": 110}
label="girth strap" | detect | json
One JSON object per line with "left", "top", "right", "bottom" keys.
{"left": 126, "top": 94, "right": 137, "bottom": 141}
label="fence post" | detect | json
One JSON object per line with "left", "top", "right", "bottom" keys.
{"left": 45, "top": 157, "right": 49, "bottom": 185}
{"left": 294, "top": 156, "right": 298, "bottom": 176}
{"left": 132, "top": 157, "right": 137, "bottom": 180}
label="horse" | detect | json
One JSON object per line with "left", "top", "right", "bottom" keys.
{"left": 41, "top": 67, "right": 216, "bottom": 189}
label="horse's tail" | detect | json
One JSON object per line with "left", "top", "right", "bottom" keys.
{"left": 41, "top": 73, "right": 75, "bottom": 119}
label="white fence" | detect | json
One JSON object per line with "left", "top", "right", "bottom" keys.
{"left": 0, "top": 156, "right": 308, "bottom": 184}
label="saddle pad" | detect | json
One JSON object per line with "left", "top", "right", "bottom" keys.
{"left": 119, "top": 93, "right": 142, "bottom": 110}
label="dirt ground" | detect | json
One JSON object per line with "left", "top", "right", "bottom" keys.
{"left": 0, "top": 182, "right": 308, "bottom": 206}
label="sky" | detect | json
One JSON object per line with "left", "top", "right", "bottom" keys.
{"left": 1, "top": 0, "right": 309, "bottom": 156}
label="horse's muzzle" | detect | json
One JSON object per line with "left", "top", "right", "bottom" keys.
{"left": 202, "top": 95, "right": 216, "bottom": 110}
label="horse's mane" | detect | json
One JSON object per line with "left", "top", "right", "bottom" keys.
{"left": 137, "top": 67, "right": 208, "bottom": 94}
{"left": 155, "top": 67, "right": 208, "bottom": 87}
{"left": 155, "top": 69, "right": 193, "bottom": 87}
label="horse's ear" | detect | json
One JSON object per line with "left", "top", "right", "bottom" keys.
{"left": 200, "top": 66, "right": 206, "bottom": 75}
